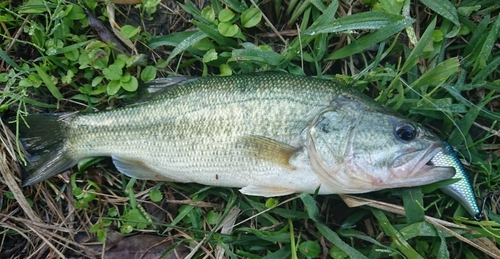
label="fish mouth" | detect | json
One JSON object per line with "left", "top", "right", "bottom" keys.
{"left": 418, "top": 144, "right": 444, "bottom": 171}
{"left": 391, "top": 143, "right": 456, "bottom": 185}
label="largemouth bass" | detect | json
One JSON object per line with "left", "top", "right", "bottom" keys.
{"left": 14, "top": 73, "right": 455, "bottom": 196}
{"left": 432, "top": 142, "right": 482, "bottom": 220}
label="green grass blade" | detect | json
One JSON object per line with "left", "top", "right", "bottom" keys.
{"left": 401, "top": 17, "right": 437, "bottom": 74}
{"left": 316, "top": 222, "right": 368, "bottom": 259}
{"left": 53, "top": 40, "right": 92, "bottom": 55}
{"left": 0, "top": 47, "right": 22, "bottom": 70}
{"left": 399, "top": 221, "right": 438, "bottom": 239}
{"left": 148, "top": 31, "right": 199, "bottom": 49}
{"left": 312, "top": 33, "right": 328, "bottom": 64}
{"left": 178, "top": 1, "right": 211, "bottom": 24}
{"left": 399, "top": 222, "right": 451, "bottom": 258}
{"left": 165, "top": 205, "right": 194, "bottom": 232}
{"left": 420, "top": 0, "right": 459, "bottom": 26}
{"left": 402, "top": 187, "right": 425, "bottom": 224}
{"left": 288, "top": 0, "right": 312, "bottom": 26}
{"left": 463, "top": 14, "right": 489, "bottom": 58}
{"left": 339, "top": 228, "right": 402, "bottom": 256}
{"left": 242, "top": 198, "right": 281, "bottom": 225}
{"left": 213, "top": 234, "right": 238, "bottom": 259}
{"left": 285, "top": 0, "right": 301, "bottom": 16}
{"left": 435, "top": 228, "right": 450, "bottom": 259}
{"left": 283, "top": 0, "right": 338, "bottom": 63}
{"left": 22, "top": 97, "right": 58, "bottom": 108}
{"left": 371, "top": 209, "right": 425, "bottom": 259}
{"left": 353, "top": 37, "right": 398, "bottom": 80}
{"left": 325, "top": 18, "right": 414, "bottom": 60}
{"left": 309, "top": 0, "right": 327, "bottom": 10}
{"left": 443, "top": 84, "right": 500, "bottom": 122}
{"left": 448, "top": 90, "right": 496, "bottom": 146}
{"left": 210, "top": 0, "right": 223, "bottom": 14}
{"left": 34, "top": 64, "right": 63, "bottom": 100}
{"left": 236, "top": 227, "right": 290, "bottom": 243}
{"left": 191, "top": 20, "right": 238, "bottom": 48}
{"left": 221, "top": 0, "right": 247, "bottom": 13}
{"left": 471, "top": 55, "right": 500, "bottom": 85}
{"left": 472, "top": 14, "right": 500, "bottom": 74}
{"left": 230, "top": 46, "right": 283, "bottom": 67}
{"left": 165, "top": 30, "right": 207, "bottom": 65}
{"left": 409, "top": 57, "right": 459, "bottom": 90}
{"left": 304, "top": 11, "right": 407, "bottom": 35}
{"left": 262, "top": 246, "right": 292, "bottom": 259}
{"left": 299, "top": 194, "right": 367, "bottom": 258}
{"left": 298, "top": 193, "right": 319, "bottom": 222}
{"left": 308, "top": 0, "right": 338, "bottom": 28}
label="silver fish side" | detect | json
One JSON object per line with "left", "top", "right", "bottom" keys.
{"left": 13, "top": 73, "right": 456, "bottom": 197}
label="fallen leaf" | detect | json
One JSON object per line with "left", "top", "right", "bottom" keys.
{"left": 105, "top": 234, "right": 190, "bottom": 259}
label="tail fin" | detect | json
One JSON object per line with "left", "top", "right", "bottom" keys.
{"left": 10, "top": 114, "right": 76, "bottom": 186}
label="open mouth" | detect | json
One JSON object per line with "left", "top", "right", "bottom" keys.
{"left": 388, "top": 142, "right": 456, "bottom": 188}
{"left": 391, "top": 142, "right": 449, "bottom": 177}
{"left": 426, "top": 142, "right": 456, "bottom": 167}
{"left": 415, "top": 144, "right": 457, "bottom": 180}
{"left": 413, "top": 146, "right": 444, "bottom": 173}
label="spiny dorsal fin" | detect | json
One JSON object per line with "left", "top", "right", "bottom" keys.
{"left": 239, "top": 135, "right": 299, "bottom": 170}
{"left": 125, "top": 76, "right": 198, "bottom": 105}
{"left": 141, "top": 76, "right": 197, "bottom": 93}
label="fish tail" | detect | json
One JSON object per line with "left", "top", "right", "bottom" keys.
{"left": 11, "top": 114, "right": 76, "bottom": 186}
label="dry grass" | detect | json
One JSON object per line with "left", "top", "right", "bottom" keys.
{"left": 0, "top": 119, "right": 97, "bottom": 257}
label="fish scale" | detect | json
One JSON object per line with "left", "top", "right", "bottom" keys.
{"left": 15, "top": 73, "right": 455, "bottom": 198}
{"left": 64, "top": 75, "right": 338, "bottom": 192}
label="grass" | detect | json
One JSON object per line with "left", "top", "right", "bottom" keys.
{"left": 1, "top": 0, "right": 500, "bottom": 258}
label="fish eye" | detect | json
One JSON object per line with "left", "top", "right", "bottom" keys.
{"left": 395, "top": 123, "right": 416, "bottom": 141}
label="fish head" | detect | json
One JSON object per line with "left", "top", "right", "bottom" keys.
{"left": 385, "top": 120, "right": 456, "bottom": 187}
{"left": 307, "top": 98, "right": 456, "bottom": 193}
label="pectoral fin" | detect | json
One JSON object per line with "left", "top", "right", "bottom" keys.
{"left": 239, "top": 135, "right": 299, "bottom": 170}
{"left": 240, "top": 184, "right": 295, "bottom": 197}
{"left": 111, "top": 155, "right": 170, "bottom": 181}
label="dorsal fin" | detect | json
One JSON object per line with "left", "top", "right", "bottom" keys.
{"left": 141, "top": 76, "right": 197, "bottom": 94}
{"left": 124, "top": 76, "right": 199, "bottom": 104}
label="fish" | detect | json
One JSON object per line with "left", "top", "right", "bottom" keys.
{"left": 12, "top": 73, "right": 456, "bottom": 197}
{"left": 432, "top": 142, "right": 483, "bottom": 220}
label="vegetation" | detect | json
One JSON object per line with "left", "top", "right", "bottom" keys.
{"left": 1, "top": 0, "right": 499, "bottom": 258}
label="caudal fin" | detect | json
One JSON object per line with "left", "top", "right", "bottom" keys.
{"left": 10, "top": 114, "right": 76, "bottom": 186}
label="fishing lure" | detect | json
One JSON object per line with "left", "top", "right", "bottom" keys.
{"left": 433, "top": 142, "right": 483, "bottom": 220}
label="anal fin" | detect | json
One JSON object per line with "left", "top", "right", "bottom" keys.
{"left": 239, "top": 184, "right": 295, "bottom": 197}
{"left": 111, "top": 155, "right": 170, "bottom": 181}
{"left": 239, "top": 135, "right": 299, "bottom": 170}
